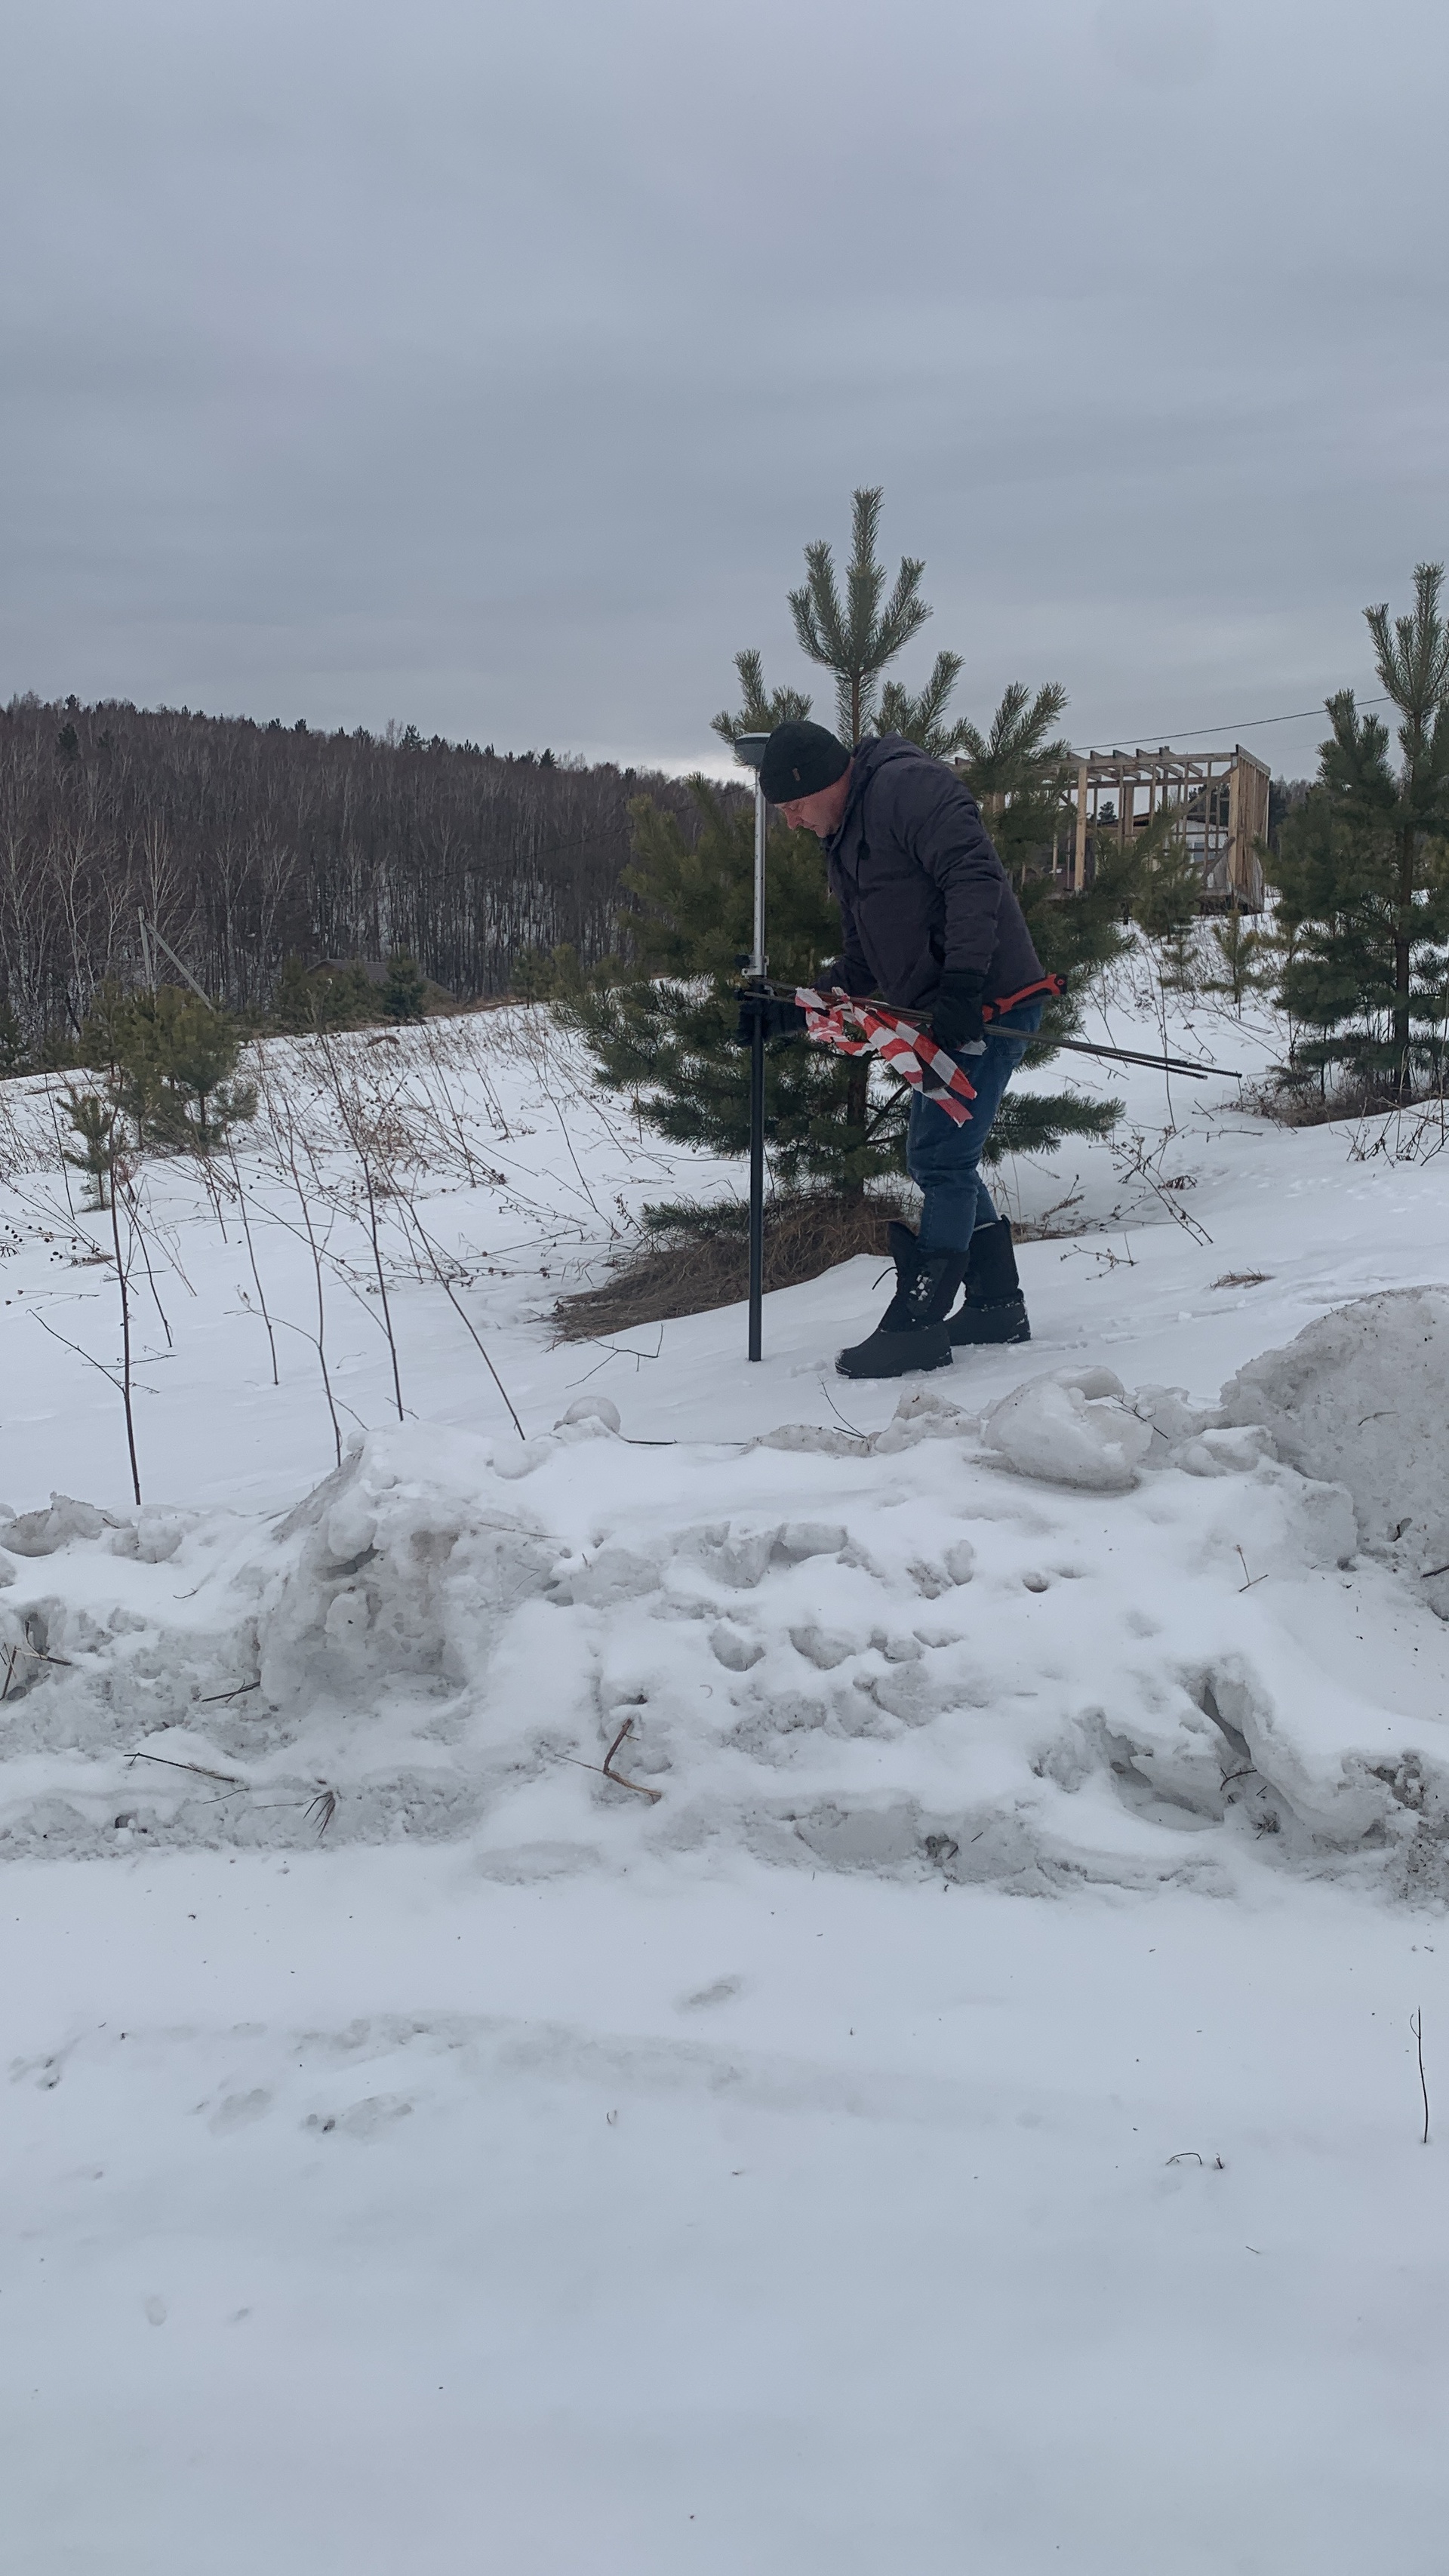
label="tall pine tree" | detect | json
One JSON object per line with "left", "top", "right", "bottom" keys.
{"left": 572, "top": 485, "right": 1128, "bottom": 1205}
{"left": 1267, "top": 563, "right": 1449, "bottom": 1100}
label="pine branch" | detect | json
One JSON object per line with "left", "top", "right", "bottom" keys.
{"left": 710, "top": 648, "right": 813, "bottom": 745}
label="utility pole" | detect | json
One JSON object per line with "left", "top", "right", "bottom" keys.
{"left": 733, "top": 733, "right": 770, "bottom": 1361}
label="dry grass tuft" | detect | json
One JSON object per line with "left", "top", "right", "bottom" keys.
{"left": 552, "top": 1190, "right": 916, "bottom": 1340}
{"left": 1247, "top": 1072, "right": 1449, "bottom": 1129}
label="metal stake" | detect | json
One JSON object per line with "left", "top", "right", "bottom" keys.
{"left": 748, "top": 768, "right": 767, "bottom": 1360}
{"left": 734, "top": 733, "right": 771, "bottom": 1362}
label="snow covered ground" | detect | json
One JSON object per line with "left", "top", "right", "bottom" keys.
{"left": 3, "top": 971, "right": 1449, "bottom": 2571}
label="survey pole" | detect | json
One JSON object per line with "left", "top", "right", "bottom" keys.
{"left": 733, "top": 732, "right": 771, "bottom": 1362}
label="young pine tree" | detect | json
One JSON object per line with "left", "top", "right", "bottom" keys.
{"left": 152, "top": 994, "right": 257, "bottom": 1152}
{"left": 563, "top": 786, "right": 910, "bottom": 1196}
{"left": 108, "top": 987, "right": 257, "bottom": 1153}
{"left": 0, "top": 1003, "right": 27, "bottom": 1077}
{"left": 789, "top": 509, "right": 1127, "bottom": 1158}
{"left": 274, "top": 956, "right": 385, "bottom": 1033}
{"left": 613, "top": 487, "right": 1128, "bottom": 1188}
{"left": 1208, "top": 909, "right": 1267, "bottom": 1010}
{"left": 61, "top": 1088, "right": 121, "bottom": 1209}
{"left": 1266, "top": 564, "right": 1449, "bottom": 1099}
{"left": 381, "top": 953, "right": 427, "bottom": 1022}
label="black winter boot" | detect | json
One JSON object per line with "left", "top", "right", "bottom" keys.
{"left": 946, "top": 1215, "right": 1030, "bottom": 1346}
{"left": 837, "top": 1223, "right": 968, "bottom": 1379}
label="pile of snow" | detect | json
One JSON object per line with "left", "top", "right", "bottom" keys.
{"left": 4, "top": 1294, "right": 1449, "bottom": 1894}
{"left": 1222, "top": 1285, "right": 1449, "bottom": 1601}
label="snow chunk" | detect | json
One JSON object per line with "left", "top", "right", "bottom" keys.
{"left": 1175, "top": 1426, "right": 1277, "bottom": 1479}
{"left": 256, "top": 1430, "right": 558, "bottom": 1709}
{"left": 546, "top": 1545, "right": 661, "bottom": 1608}
{"left": 554, "top": 1396, "right": 621, "bottom": 1435}
{"left": 110, "top": 1509, "right": 195, "bottom": 1565}
{"left": 752, "top": 1423, "right": 866, "bottom": 1457}
{"left": 491, "top": 1436, "right": 555, "bottom": 1482}
{"left": 872, "top": 1384, "right": 968, "bottom": 1454}
{"left": 1221, "top": 1288, "right": 1449, "bottom": 1567}
{"left": 710, "top": 1623, "right": 764, "bottom": 1673}
{"left": 1133, "top": 1385, "right": 1221, "bottom": 1443}
{"left": 4, "top": 1494, "right": 112, "bottom": 1556}
{"left": 983, "top": 1368, "right": 1155, "bottom": 1492}
{"left": 775, "top": 1522, "right": 848, "bottom": 1563}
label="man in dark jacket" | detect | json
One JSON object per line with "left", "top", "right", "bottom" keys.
{"left": 758, "top": 718, "right": 1050, "bottom": 1378}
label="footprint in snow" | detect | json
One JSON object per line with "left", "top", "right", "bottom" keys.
{"left": 208, "top": 2088, "right": 272, "bottom": 2135}
{"left": 305, "top": 2094, "right": 414, "bottom": 2140}
{"left": 679, "top": 1977, "right": 744, "bottom": 2011}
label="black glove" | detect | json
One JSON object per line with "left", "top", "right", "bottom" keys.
{"left": 929, "top": 971, "right": 986, "bottom": 1053}
{"left": 732, "top": 990, "right": 808, "bottom": 1046}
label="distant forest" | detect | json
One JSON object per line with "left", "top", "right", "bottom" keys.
{"left": 0, "top": 694, "right": 721, "bottom": 1043}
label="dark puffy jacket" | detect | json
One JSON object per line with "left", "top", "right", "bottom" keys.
{"left": 819, "top": 733, "right": 1043, "bottom": 1012}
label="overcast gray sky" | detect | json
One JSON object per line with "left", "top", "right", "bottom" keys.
{"left": 3, "top": 0, "right": 1446, "bottom": 774}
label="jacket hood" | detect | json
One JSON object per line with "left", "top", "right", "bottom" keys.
{"left": 831, "top": 731, "right": 928, "bottom": 837}
{"left": 853, "top": 731, "right": 923, "bottom": 771}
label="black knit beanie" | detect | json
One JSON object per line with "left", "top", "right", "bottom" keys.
{"left": 759, "top": 719, "right": 851, "bottom": 805}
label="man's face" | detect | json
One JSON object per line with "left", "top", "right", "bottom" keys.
{"left": 776, "top": 762, "right": 853, "bottom": 839}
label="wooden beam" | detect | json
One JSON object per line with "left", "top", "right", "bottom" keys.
{"left": 1074, "top": 759, "right": 1089, "bottom": 892}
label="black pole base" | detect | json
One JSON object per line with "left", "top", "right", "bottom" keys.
{"left": 748, "top": 1002, "right": 764, "bottom": 1361}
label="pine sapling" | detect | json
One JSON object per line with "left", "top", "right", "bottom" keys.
{"left": 61, "top": 1087, "right": 120, "bottom": 1209}
{"left": 109, "top": 1171, "right": 142, "bottom": 1506}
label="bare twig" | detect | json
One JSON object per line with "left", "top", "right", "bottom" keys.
{"left": 820, "top": 1380, "right": 872, "bottom": 1442}
{"left": 306, "top": 1787, "right": 337, "bottom": 1838}
{"left": 110, "top": 1177, "right": 142, "bottom": 1505}
{"left": 397, "top": 1197, "right": 525, "bottom": 1439}
{"left": 360, "top": 1158, "right": 405, "bottom": 1422}
{"left": 546, "top": 1096, "right": 604, "bottom": 1217}
{"left": 1235, "top": 1545, "right": 1269, "bottom": 1592}
{"left": 30, "top": 1308, "right": 137, "bottom": 1399}
{"left": 125, "top": 1178, "right": 175, "bottom": 1348}
{"left": 1413, "top": 2008, "right": 1431, "bottom": 2145}
{"left": 128, "top": 1750, "right": 246, "bottom": 1786}
{"left": 277, "top": 1106, "right": 343, "bottom": 1467}
{"left": 0, "top": 1638, "right": 71, "bottom": 1698}
{"left": 49, "top": 1089, "right": 76, "bottom": 1217}
{"left": 602, "top": 1715, "right": 663, "bottom": 1803}
{"left": 312, "top": 1036, "right": 407, "bottom": 1420}
{"left": 226, "top": 1142, "right": 278, "bottom": 1385}
{"left": 546, "top": 1723, "right": 663, "bottom": 1805}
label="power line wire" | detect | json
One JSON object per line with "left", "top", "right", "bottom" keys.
{"left": 1072, "top": 694, "right": 1391, "bottom": 755}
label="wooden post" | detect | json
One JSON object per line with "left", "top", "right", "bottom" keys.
{"left": 1074, "top": 760, "right": 1089, "bottom": 891}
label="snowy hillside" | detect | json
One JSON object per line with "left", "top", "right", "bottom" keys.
{"left": 4, "top": 976, "right": 1449, "bottom": 2572}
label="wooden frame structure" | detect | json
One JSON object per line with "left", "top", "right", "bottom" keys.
{"left": 1062, "top": 745, "right": 1270, "bottom": 908}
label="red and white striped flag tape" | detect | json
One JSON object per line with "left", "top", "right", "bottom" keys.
{"left": 792, "top": 989, "right": 977, "bottom": 1127}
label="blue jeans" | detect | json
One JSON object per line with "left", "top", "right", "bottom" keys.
{"left": 909, "top": 1002, "right": 1042, "bottom": 1252}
